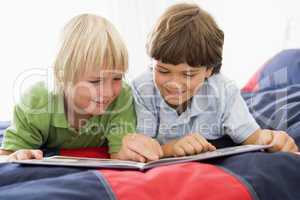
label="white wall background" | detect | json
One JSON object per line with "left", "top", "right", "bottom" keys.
{"left": 0, "top": 0, "right": 300, "bottom": 120}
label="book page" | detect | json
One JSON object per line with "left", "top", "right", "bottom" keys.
{"left": 11, "top": 145, "right": 270, "bottom": 170}
{"left": 144, "top": 144, "right": 271, "bottom": 169}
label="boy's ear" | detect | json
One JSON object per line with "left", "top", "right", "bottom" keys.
{"left": 205, "top": 68, "right": 213, "bottom": 78}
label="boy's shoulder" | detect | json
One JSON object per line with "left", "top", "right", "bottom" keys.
{"left": 112, "top": 82, "right": 134, "bottom": 104}
{"left": 12, "top": 82, "right": 54, "bottom": 132}
{"left": 18, "top": 81, "right": 52, "bottom": 112}
{"left": 206, "top": 73, "right": 238, "bottom": 94}
{"left": 131, "top": 70, "right": 156, "bottom": 95}
{"left": 132, "top": 69, "right": 153, "bottom": 84}
{"left": 105, "top": 82, "right": 135, "bottom": 113}
{"left": 208, "top": 73, "right": 235, "bottom": 87}
{"left": 130, "top": 70, "right": 160, "bottom": 110}
{"left": 121, "top": 82, "right": 133, "bottom": 93}
{"left": 193, "top": 73, "right": 240, "bottom": 108}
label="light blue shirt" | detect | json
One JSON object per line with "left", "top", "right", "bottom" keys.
{"left": 131, "top": 70, "right": 260, "bottom": 144}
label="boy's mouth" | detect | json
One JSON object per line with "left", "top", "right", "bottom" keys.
{"left": 93, "top": 99, "right": 110, "bottom": 106}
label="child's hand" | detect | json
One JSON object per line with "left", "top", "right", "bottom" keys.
{"left": 259, "top": 130, "right": 298, "bottom": 152}
{"left": 111, "top": 134, "right": 163, "bottom": 162}
{"left": 163, "top": 133, "right": 216, "bottom": 157}
{"left": 8, "top": 149, "right": 43, "bottom": 160}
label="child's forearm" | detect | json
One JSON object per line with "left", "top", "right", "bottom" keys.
{"left": 242, "top": 129, "right": 261, "bottom": 145}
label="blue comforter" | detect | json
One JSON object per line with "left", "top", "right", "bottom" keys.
{"left": 242, "top": 49, "right": 300, "bottom": 145}
{"left": 0, "top": 151, "right": 299, "bottom": 200}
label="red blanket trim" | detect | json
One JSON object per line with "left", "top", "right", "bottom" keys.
{"left": 58, "top": 147, "right": 253, "bottom": 199}
{"left": 100, "top": 162, "right": 253, "bottom": 200}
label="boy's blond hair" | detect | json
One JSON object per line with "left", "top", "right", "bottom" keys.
{"left": 147, "top": 3, "right": 224, "bottom": 74}
{"left": 54, "top": 14, "right": 128, "bottom": 91}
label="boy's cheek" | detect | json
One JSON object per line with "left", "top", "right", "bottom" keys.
{"left": 153, "top": 72, "right": 168, "bottom": 87}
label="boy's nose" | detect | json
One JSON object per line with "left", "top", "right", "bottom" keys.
{"left": 165, "top": 81, "right": 182, "bottom": 90}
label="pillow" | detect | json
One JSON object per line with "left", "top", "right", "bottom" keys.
{"left": 242, "top": 49, "right": 300, "bottom": 93}
{"left": 0, "top": 121, "right": 10, "bottom": 145}
{"left": 242, "top": 49, "right": 300, "bottom": 145}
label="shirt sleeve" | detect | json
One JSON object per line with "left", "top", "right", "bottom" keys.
{"left": 105, "top": 85, "right": 137, "bottom": 154}
{"left": 1, "top": 105, "right": 44, "bottom": 151}
{"left": 1, "top": 82, "right": 50, "bottom": 151}
{"left": 131, "top": 80, "right": 158, "bottom": 138}
{"left": 222, "top": 83, "right": 260, "bottom": 143}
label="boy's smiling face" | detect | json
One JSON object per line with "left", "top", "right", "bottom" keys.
{"left": 66, "top": 69, "right": 123, "bottom": 116}
{"left": 153, "top": 60, "right": 212, "bottom": 109}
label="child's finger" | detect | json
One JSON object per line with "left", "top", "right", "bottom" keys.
{"left": 207, "top": 143, "right": 216, "bottom": 151}
{"left": 186, "top": 136, "right": 202, "bottom": 154}
{"left": 267, "top": 133, "right": 285, "bottom": 152}
{"left": 150, "top": 138, "right": 163, "bottom": 158}
{"left": 193, "top": 134, "right": 212, "bottom": 152}
{"left": 31, "top": 150, "right": 43, "bottom": 159}
{"left": 201, "top": 142, "right": 211, "bottom": 152}
{"left": 261, "top": 130, "right": 275, "bottom": 146}
{"left": 16, "top": 150, "right": 32, "bottom": 160}
{"left": 130, "top": 150, "right": 146, "bottom": 163}
{"left": 173, "top": 145, "right": 186, "bottom": 157}
{"left": 141, "top": 148, "right": 159, "bottom": 161}
{"left": 281, "top": 137, "right": 297, "bottom": 152}
{"left": 126, "top": 134, "right": 160, "bottom": 160}
{"left": 180, "top": 142, "right": 195, "bottom": 155}
{"left": 123, "top": 148, "right": 146, "bottom": 162}
{"left": 158, "top": 145, "right": 164, "bottom": 157}
{"left": 291, "top": 145, "right": 299, "bottom": 153}
{"left": 153, "top": 140, "right": 164, "bottom": 157}
{"left": 128, "top": 142, "right": 159, "bottom": 161}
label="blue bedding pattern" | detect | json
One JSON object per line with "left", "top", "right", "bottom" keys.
{"left": 0, "top": 151, "right": 299, "bottom": 200}
{"left": 0, "top": 164, "right": 114, "bottom": 200}
{"left": 211, "top": 152, "right": 300, "bottom": 200}
{"left": 242, "top": 49, "right": 300, "bottom": 145}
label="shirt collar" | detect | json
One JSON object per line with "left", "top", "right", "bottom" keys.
{"left": 50, "top": 91, "right": 101, "bottom": 135}
{"left": 188, "top": 81, "right": 215, "bottom": 117}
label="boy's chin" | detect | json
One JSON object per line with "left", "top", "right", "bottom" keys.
{"left": 165, "top": 99, "right": 185, "bottom": 107}
{"left": 84, "top": 107, "right": 108, "bottom": 116}
{"left": 87, "top": 109, "right": 106, "bottom": 116}
{"left": 164, "top": 96, "right": 193, "bottom": 109}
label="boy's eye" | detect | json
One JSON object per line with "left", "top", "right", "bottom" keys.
{"left": 88, "top": 79, "right": 103, "bottom": 84}
{"left": 183, "top": 73, "right": 196, "bottom": 77}
{"left": 156, "top": 68, "right": 169, "bottom": 74}
{"left": 113, "top": 77, "right": 122, "bottom": 81}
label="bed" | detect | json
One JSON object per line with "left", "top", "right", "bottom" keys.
{"left": 1, "top": 49, "right": 300, "bottom": 200}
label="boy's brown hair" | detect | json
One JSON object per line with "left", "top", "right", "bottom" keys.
{"left": 147, "top": 3, "right": 224, "bottom": 74}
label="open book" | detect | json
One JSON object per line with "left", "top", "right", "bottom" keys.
{"left": 12, "top": 144, "right": 270, "bottom": 170}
